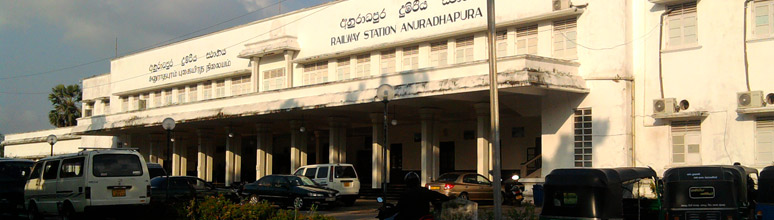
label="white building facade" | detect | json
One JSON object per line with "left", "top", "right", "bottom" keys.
{"left": 5, "top": 0, "right": 774, "bottom": 190}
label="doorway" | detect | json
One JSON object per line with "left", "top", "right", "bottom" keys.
{"left": 389, "top": 143, "right": 403, "bottom": 184}
{"left": 440, "top": 141, "right": 455, "bottom": 175}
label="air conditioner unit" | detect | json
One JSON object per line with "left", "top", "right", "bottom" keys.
{"left": 138, "top": 100, "right": 147, "bottom": 110}
{"left": 553, "top": 0, "right": 571, "bottom": 11}
{"left": 738, "top": 91, "right": 764, "bottom": 108}
{"left": 653, "top": 98, "right": 677, "bottom": 115}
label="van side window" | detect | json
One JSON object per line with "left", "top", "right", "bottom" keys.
{"left": 334, "top": 166, "right": 357, "bottom": 178}
{"left": 305, "top": 168, "right": 317, "bottom": 178}
{"left": 60, "top": 157, "right": 84, "bottom": 178}
{"left": 42, "top": 161, "right": 60, "bottom": 180}
{"left": 317, "top": 166, "right": 329, "bottom": 178}
{"left": 29, "top": 162, "right": 43, "bottom": 179}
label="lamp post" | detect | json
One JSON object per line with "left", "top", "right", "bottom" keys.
{"left": 376, "top": 84, "right": 395, "bottom": 202}
{"left": 486, "top": 0, "right": 503, "bottom": 218}
{"left": 46, "top": 134, "right": 57, "bottom": 156}
{"left": 161, "top": 118, "right": 175, "bottom": 202}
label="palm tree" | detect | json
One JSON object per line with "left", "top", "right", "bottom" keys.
{"left": 48, "top": 84, "right": 82, "bottom": 127}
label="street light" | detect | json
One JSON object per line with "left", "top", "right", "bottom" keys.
{"left": 376, "top": 84, "right": 395, "bottom": 202}
{"left": 161, "top": 117, "right": 175, "bottom": 203}
{"left": 46, "top": 134, "right": 57, "bottom": 156}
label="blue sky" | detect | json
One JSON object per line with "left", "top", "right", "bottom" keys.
{"left": 0, "top": 0, "right": 332, "bottom": 135}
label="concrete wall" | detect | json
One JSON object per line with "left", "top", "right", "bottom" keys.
{"left": 2, "top": 127, "right": 116, "bottom": 159}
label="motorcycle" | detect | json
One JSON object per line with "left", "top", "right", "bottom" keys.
{"left": 375, "top": 197, "right": 398, "bottom": 220}
{"left": 503, "top": 174, "right": 525, "bottom": 205}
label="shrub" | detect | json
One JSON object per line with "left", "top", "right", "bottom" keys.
{"left": 185, "top": 195, "right": 335, "bottom": 220}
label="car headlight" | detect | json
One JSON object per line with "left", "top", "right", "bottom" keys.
{"left": 308, "top": 193, "right": 324, "bottom": 197}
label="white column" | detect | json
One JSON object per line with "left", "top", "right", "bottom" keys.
{"left": 475, "top": 103, "right": 492, "bottom": 179}
{"left": 206, "top": 135, "right": 214, "bottom": 182}
{"left": 149, "top": 139, "right": 157, "bottom": 163}
{"left": 252, "top": 57, "right": 261, "bottom": 93}
{"left": 329, "top": 118, "right": 340, "bottom": 163}
{"left": 256, "top": 123, "right": 273, "bottom": 180}
{"left": 370, "top": 113, "right": 384, "bottom": 189}
{"left": 420, "top": 108, "right": 438, "bottom": 186}
{"left": 234, "top": 134, "right": 242, "bottom": 183}
{"left": 180, "top": 139, "right": 187, "bottom": 176}
{"left": 290, "top": 120, "right": 302, "bottom": 171}
{"left": 314, "top": 131, "right": 322, "bottom": 164}
{"left": 197, "top": 129, "right": 207, "bottom": 180}
{"left": 225, "top": 128, "right": 234, "bottom": 187}
{"left": 172, "top": 138, "right": 180, "bottom": 176}
{"left": 284, "top": 51, "right": 295, "bottom": 88}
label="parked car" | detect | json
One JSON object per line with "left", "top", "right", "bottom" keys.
{"left": 540, "top": 167, "right": 663, "bottom": 220}
{"left": 146, "top": 163, "right": 166, "bottom": 180}
{"left": 425, "top": 172, "right": 504, "bottom": 202}
{"left": 293, "top": 163, "right": 360, "bottom": 206}
{"left": 24, "top": 148, "right": 151, "bottom": 219}
{"left": 663, "top": 165, "right": 758, "bottom": 220}
{"left": 149, "top": 176, "right": 239, "bottom": 206}
{"left": 757, "top": 166, "right": 774, "bottom": 220}
{"left": 242, "top": 174, "right": 338, "bottom": 210}
{"left": 0, "top": 158, "right": 33, "bottom": 215}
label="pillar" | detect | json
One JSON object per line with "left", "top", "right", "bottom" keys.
{"left": 172, "top": 138, "right": 180, "bottom": 176}
{"left": 180, "top": 140, "right": 187, "bottom": 176}
{"left": 256, "top": 123, "right": 273, "bottom": 180}
{"left": 226, "top": 128, "right": 234, "bottom": 187}
{"left": 370, "top": 113, "right": 385, "bottom": 189}
{"left": 475, "top": 103, "right": 492, "bottom": 179}
{"left": 234, "top": 134, "right": 242, "bottom": 183}
{"left": 290, "top": 120, "right": 304, "bottom": 172}
{"left": 314, "top": 131, "right": 322, "bottom": 164}
{"left": 206, "top": 135, "right": 214, "bottom": 182}
{"left": 420, "top": 108, "right": 439, "bottom": 186}
{"left": 149, "top": 139, "right": 157, "bottom": 163}
{"left": 284, "top": 51, "right": 295, "bottom": 88}
{"left": 197, "top": 129, "right": 207, "bottom": 180}
{"left": 328, "top": 117, "right": 347, "bottom": 163}
{"left": 251, "top": 57, "right": 261, "bottom": 93}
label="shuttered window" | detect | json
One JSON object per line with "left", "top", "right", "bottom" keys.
{"left": 176, "top": 87, "right": 185, "bottom": 104}
{"left": 337, "top": 58, "right": 351, "bottom": 80}
{"left": 215, "top": 80, "right": 225, "bottom": 98}
{"left": 355, "top": 54, "right": 371, "bottom": 78}
{"left": 496, "top": 31, "right": 508, "bottom": 58}
{"left": 303, "top": 61, "right": 329, "bottom": 85}
{"left": 574, "top": 108, "right": 592, "bottom": 167}
{"left": 517, "top": 25, "right": 538, "bottom": 55}
{"left": 402, "top": 46, "right": 419, "bottom": 70}
{"left": 203, "top": 82, "right": 212, "bottom": 100}
{"left": 553, "top": 18, "right": 577, "bottom": 59}
{"left": 263, "top": 68, "right": 286, "bottom": 91}
{"left": 430, "top": 41, "right": 448, "bottom": 67}
{"left": 671, "top": 120, "right": 701, "bottom": 165}
{"left": 153, "top": 91, "right": 162, "bottom": 106}
{"left": 756, "top": 117, "right": 774, "bottom": 164}
{"left": 380, "top": 50, "right": 396, "bottom": 74}
{"left": 455, "top": 36, "right": 474, "bottom": 63}
{"left": 753, "top": 0, "right": 774, "bottom": 37}
{"left": 231, "top": 75, "right": 251, "bottom": 95}
{"left": 188, "top": 86, "right": 197, "bottom": 102}
{"left": 665, "top": 2, "right": 698, "bottom": 48}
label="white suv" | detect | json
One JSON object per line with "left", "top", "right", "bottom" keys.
{"left": 293, "top": 164, "right": 360, "bottom": 206}
{"left": 24, "top": 148, "right": 150, "bottom": 219}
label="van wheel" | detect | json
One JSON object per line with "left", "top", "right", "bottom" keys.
{"left": 27, "top": 203, "right": 41, "bottom": 220}
{"left": 60, "top": 203, "right": 77, "bottom": 220}
{"left": 248, "top": 194, "right": 260, "bottom": 204}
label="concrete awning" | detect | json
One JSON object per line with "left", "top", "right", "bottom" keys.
{"left": 238, "top": 35, "right": 300, "bottom": 59}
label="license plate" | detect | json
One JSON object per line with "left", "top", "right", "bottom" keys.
{"left": 325, "top": 197, "right": 335, "bottom": 202}
{"left": 343, "top": 182, "right": 351, "bottom": 187}
{"left": 112, "top": 188, "right": 126, "bottom": 197}
{"left": 430, "top": 186, "right": 440, "bottom": 190}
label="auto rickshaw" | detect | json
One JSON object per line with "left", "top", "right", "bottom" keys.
{"left": 756, "top": 166, "right": 774, "bottom": 220}
{"left": 540, "top": 167, "right": 663, "bottom": 220}
{"left": 663, "top": 165, "right": 758, "bottom": 220}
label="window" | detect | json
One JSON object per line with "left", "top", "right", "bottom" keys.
{"left": 294, "top": 168, "right": 305, "bottom": 176}
{"left": 0, "top": 162, "right": 33, "bottom": 179}
{"left": 463, "top": 174, "right": 477, "bottom": 184}
{"left": 176, "top": 87, "right": 185, "bottom": 104}
{"left": 455, "top": 36, "right": 474, "bottom": 63}
{"left": 29, "top": 162, "right": 42, "bottom": 179}
{"left": 355, "top": 54, "right": 371, "bottom": 78}
{"left": 121, "top": 96, "right": 129, "bottom": 112}
{"left": 303, "top": 61, "right": 329, "bottom": 85}
{"left": 430, "top": 41, "right": 448, "bottom": 67}
{"left": 476, "top": 175, "right": 492, "bottom": 185}
{"left": 164, "top": 89, "right": 173, "bottom": 105}
{"left": 153, "top": 91, "right": 162, "bottom": 107}
{"left": 257, "top": 176, "right": 272, "bottom": 187}
{"left": 103, "top": 100, "right": 110, "bottom": 114}
{"left": 43, "top": 161, "right": 60, "bottom": 180}
{"left": 437, "top": 173, "right": 460, "bottom": 182}
{"left": 203, "top": 82, "right": 213, "bottom": 100}
{"left": 665, "top": 2, "right": 698, "bottom": 48}
{"left": 517, "top": 25, "right": 538, "bottom": 55}
{"left": 756, "top": 117, "right": 774, "bottom": 164}
{"left": 380, "top": 50, "right": 396, "bottom": 74}
{"left": 753, "top": 0, "right": 774, "bottom": 37}
{"left": 337, "top": 58, "right": 351, "bottom": 80}
{"left": 334, "top": 165, "right": 357, "bottom": 178}
{"left": 671, "top": 120, "right": 701, "bottom": 165}
{"left": 263, "top": 68, "right": 286, "bottom": 91}
{"left": 231, "top": 75, "right": 251, "bottom": 95}
{"left": 402, "top": 46, "right": 419, "bottom": 70}
{"left": 60, "top": 157, "right": 84, "bottom": 178}
{"left": 316, "top": 166, "right": 329, "bottom": 178}
{"left": 215, "top": 80, "right": 225, "bottom": 98}
{"left": 496, "top": 31, "right": 508, "bottom": 58}
{"left": 93, "top": 154, "right": 143, "bottom": 177}
{"left": 553, "top": 18, "right": 578, "bottom": 59}
{"left": 85, "top": 102, "right": 94, "bottom": 117}
{"left": 304, "top": 167, "right": 318, "bottom": 178}
{"left": 188, "top": 86, "right": 198, "bottom": 102}
{"left": 574, "top": 108, "right": 592, "bottom": 167}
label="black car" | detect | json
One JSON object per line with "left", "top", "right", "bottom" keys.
{"left": 150, "top": 176, "right": 240, "bottom": 205}
{"left": 0, "top": 158, "right": 33, "bottom": 215}
{"left": 146, "top": 163, "right": 166, "bottom": 179}
{"left": 242, "top": 174, "right": 338, "bottom": 209}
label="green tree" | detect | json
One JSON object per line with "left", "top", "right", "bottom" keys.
{"left": 48, "top": 84, "right": 82, "bottom": 127}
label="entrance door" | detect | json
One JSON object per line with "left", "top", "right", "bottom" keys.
{"left": 439, "top": 142, "right": 455, "bottom": 175}
{"left": 389, "top": 144, "right": 403, "bottom": 184}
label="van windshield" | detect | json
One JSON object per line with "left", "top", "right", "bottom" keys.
{"left": 334, "top": 166, "right": 357, "bottom": 179}
{"left": 93, "top": 154, "right": 143, "bottom": 177}
{"left": 0, "top": 162, "right": 33, "bottom": 180}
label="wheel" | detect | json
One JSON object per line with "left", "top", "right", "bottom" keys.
{"left": 292, "top": 197, "right": 305, "bottom": 210}
{"left": 248, "top": 194, "right": 260, "bottom": 204}
{"left": 458, "top": 192, "right": 469, "bottom": 200}
{"left": 27, "top": 203, "right": 41, "bottom": 220}
{"left": 60, "top": 203, "right": 77, "bottom": 220}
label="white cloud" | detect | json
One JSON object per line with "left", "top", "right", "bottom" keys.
{"left": 238, "top": 0, "right": 274, "bottom": 12}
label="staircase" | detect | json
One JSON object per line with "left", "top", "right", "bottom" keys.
{"left": 359, "top": 184, "right": 406, "bottom": 200}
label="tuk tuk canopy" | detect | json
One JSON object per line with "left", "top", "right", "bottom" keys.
{"left": 541, "top": 167, "right": 659, "bottom": 219}
{"left": 759, "top": 166, "right": 774, "bottom": 203}
{"left": 663, "top": 165, "right": 758, "bottom": 209}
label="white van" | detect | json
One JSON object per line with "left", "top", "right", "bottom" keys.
{"left": 293, "top": 164, "right": 360, "bottom": 206}
{"left": 24, "top": 148, "right": 150, "bottom": 219}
